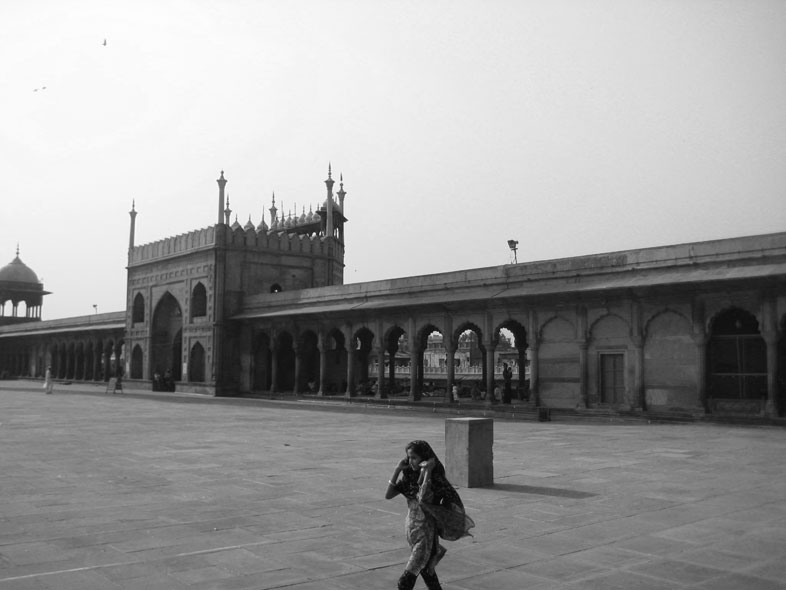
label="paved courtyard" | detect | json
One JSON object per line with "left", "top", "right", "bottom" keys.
{"left": 1, "top": 380, "right": 786, "bottom": 590}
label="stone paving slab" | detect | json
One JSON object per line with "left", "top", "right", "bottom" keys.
{"left": 1, "top": 380, "right": 786, "bottom": 589}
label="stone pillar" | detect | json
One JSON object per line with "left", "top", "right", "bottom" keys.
{"left": 115, "top": 342, "right": 123, "bottom": 378}
{"left": 387, "top": 344, "right": 397, "bottom": 394}
{"left": 763, "top": 330, "right": 779, "bottom": 417}
{"left": 693, "top": 334, "right": 707, "bottom": 412}
{"left": 103, "top": 348, "right": 111, "bottom": 381}
{"left": 270, "top": 346, "right": 279, "bottom": 393}
{"left": 445, "top": 418, "right": 494, "bottom": 488}
{"left": 317, "top": 335, "right": 327, "bottom": 396}
{"left": 409, "top": 345, "right": 421, "bottom": 401}
{"left": 293, "top": 346, "right": 302, "bottom": 394}
{"left": 517, "top": 345, "right": 527, "bottom": 401}
{"left": 484, "top": 340, "right": 496, "bottom": 406}
{"left": 446, "top": 345, "right": 456, "bottom": 403}
{"left": 692, "top": 299, "right": 708, "bottom": 412}
{"left": 93, "top": 343, "right": 102, "bottom": 381}
{"left": 529, "top": 335, "right": 540, "bottom": 407}
{"left": 375, "top": 345, "right": 387, "bottom": 399}
{"left": 578, "top": 340, "right": 588, "bottom": 408}
{"left": 632, "top": 336, "right": 645, "bottom": 410}
{"left": 345, "top": 346, "right": 356, "bottom": 398}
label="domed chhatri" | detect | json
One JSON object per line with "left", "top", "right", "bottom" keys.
{"left": 0, "top": 249, "right": 41, "bottom": 285}
{"left": 0, "top": 246, "right": 49, "bottom": 325}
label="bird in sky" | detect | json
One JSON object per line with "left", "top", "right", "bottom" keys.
{"left": 33, "top": 86, "right": 47, "bottom": 92}
{"left": 102, "top": 39, "right": 107, "bottom": 46}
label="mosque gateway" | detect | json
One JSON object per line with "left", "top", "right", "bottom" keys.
{"left": 1, "top": 166, "right": 785, "bottom": 419}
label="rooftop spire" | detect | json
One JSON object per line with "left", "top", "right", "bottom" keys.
{"left": 217, "top": 170, "right": 228, "bottom": 225}
{"left": 224, "top": 192, "right": 232, "bottom": 225}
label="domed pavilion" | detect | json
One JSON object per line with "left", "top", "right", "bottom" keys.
{"left": 0, "top": 247, "right": 49, "bottom": 325}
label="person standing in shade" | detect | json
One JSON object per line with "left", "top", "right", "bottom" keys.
{"left": 502, "top": 362, "right": 513, "bottom": 404}
{"left": 44, "top": 366, "right": 54, "bottom": 395}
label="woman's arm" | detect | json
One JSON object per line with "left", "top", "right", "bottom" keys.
{"left": 385, "top": 458, "right": 408, "bottom": 499}
{"left": 417, "top": 459, "right": 436, "bottom": 502}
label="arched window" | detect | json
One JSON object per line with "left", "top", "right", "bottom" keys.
{"left": 131, "top": 345, "right": 143, "bottom": 379}
{"left": 708, "top": 308, "right": 767, "bottom": 399}
{"left": 191, "top": 283, "right": 207, "bottom": 318}
{"left": 270, "top": 283, "right": 282, "bottom": 293}
{"left": 132, "top": 293, "right": 145, "bottom": 325}
{"left": 189, "top": 342, "right": 205, "bottom": 382}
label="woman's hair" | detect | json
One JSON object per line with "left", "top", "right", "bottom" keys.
{"left": 405, "top": 440, "right": 437, "bottom": 461}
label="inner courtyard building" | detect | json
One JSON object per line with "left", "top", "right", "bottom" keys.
{"left": 1, "top": 165, "right": 785, "bottom": 419}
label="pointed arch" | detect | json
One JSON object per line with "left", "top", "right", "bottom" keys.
{"left": 643, "top": 309, "right": 697, "bottom": 409}
{"left": 707, "top": 307, "right": 766, "bottom": 401}
{"left": 130, "top": 344, "right": 144, "bottom": 379}
{"left": 189, "top": 342, "right": 206, "bottom": 382}
{"left": 298, "top": 330, "right": 320, "bottom": 393}
{"left": 253, "top": 331, "right": 272, "bottom": 391}
{"left": 353, "top": 327, "right": 375, "bottom": 394}
{"left": 151, "top": 292, "right": 183, "bottom": 382}
{"left": 132, "top": 292, "right": 145, "bottom": 325}
{"left": 191, "top": 282, "right": 207, "bottom": 318}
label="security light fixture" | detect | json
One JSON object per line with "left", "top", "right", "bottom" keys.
{"left": 507, "top": 239, "right": 518, "bottom": 264}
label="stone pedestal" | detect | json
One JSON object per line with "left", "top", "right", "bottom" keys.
{"left": 445, "top": 417, "right": 493, "bottom": 488}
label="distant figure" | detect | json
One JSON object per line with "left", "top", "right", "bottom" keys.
{"left": 44, "top": 366, "right": 54, "bottom": 394}
{"left": 153, "top": 370, "right": 162, "bottom": 391}
{"left": 502, "top": 362, "right": 513, "bottom": 404}
{"left": 493, "top": 384, "right": 501, "bottom": 403}
{"left": 451, "top": 384, "right": 460, "bottom": 402}
{"left": 163, "top": 368, "right": 174, "bottom": 391}
{"left": 470, "top": 381, "right": 481, "bottom": 401}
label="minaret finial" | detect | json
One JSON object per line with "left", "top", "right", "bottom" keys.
{"left": 217, "top": 170, "right": 228, "bottom": 225}
{"left": 328, "top": 162, "right": 332, "bottom": 179}
{"left": 224, "top": 192, "right": 232, "bottom": 225}
{"left": 16, "top": 243, "right": 19, "bottom": 257}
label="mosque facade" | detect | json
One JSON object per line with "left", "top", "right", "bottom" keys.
{"left": 1, "top": 166, "right": 785, "bottom": 419}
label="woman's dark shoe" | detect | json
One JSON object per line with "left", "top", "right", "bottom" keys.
{"left": 421, "top": 569, "right": 443, "bottom": 590}
{"left": 397, "top": 570, "right": 417, "bottom": 590}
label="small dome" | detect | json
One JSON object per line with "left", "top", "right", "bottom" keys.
{"left": 244, "top": 216, "right": 255, "bottom": 231}
{"left": 0, "top": 254, "right": 40, "bottom": 284}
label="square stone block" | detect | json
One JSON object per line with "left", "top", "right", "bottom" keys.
{"left": 445, "top": 417, "right": 493, "bottom": 488}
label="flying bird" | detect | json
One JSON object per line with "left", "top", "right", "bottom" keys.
{"left": 102, "top": 39, "right": 107, "bottom": 46}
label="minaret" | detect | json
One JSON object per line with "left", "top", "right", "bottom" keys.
{"left": 336, "top": 175, "right": 346, "bottom": 244}
{"left": 269, "top": 192, "right": 278, "bottom": 227}
{"left": 217, "top": 171, "right": 227, "bottom": 224}
{"left": 128, "top": 200, "right": 137, "bottom": 251}
{"left": 325, "top": 163, "right": 334, "bottom": 238}
{"left": 224, "top": 193, "right": 232, "bottom": 226}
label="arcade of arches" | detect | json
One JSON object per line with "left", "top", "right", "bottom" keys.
{"left": 236, "top": 304, "right": 786, "bottom": 416}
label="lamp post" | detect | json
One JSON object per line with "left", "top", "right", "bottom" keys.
{"left": 507, "top": 240, "right": 518, "bottom": 264}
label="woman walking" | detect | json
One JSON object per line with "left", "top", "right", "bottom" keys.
{"left": 385, "top": 440, "right": 474, "bottom": 590}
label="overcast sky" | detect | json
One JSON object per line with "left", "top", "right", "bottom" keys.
{"left": 1, "top": 0, "right": 784, "bottom": 320}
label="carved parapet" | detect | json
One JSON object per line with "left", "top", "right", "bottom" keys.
{"left": 130, "top": 226, "right": 216, "bottom": 264}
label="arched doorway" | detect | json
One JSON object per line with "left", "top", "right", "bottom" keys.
{"left": 299, "top": 331, "right": 319, "bottom": 393}
{"left": 151, "top": 292, "right": 183, "bottom": 382}
{"left": 189, "top": 342, "right": 205, "bottom": 382}
{"left": 131, "top": 345, "right": 143, "bottom": 379}
{"left": 707, "top": 308, "right": 767, "bottom": 409}
{"left": 253, "top": 332, "right": 272, "bottom": 391}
